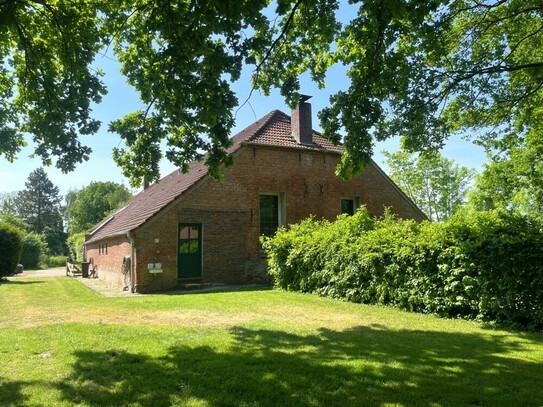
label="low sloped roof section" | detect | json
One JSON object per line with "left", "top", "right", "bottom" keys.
{"left": 85, "top": 110, "right": 344, "bottom": 243}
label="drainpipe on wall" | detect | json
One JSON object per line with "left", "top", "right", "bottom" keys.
{"left": 127, "top": 232, "right": 136, "bottom": 293}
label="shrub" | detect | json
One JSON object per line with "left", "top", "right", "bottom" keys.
{"left": 445, "top": 209, "right": 543, "bottom": 329}
{"left": 0, "top": 213, "right": 30, "bottom": 232}
{"left": 263, "top": 208, "right": 543, "bottom": 330}
{"left": 67, "top": 232, "right": 86, "bottom": 262}
{"left": 0, "top": 222, "right": 23, "bottom": 278}
{"left": 45, "top": 255, "right": 68, "bottom": 267}
{"left": 19, "top": 232, "right": 48, "bottom": 269}
{"left": 264, "top": 207, "right": 375, "bottom": 292}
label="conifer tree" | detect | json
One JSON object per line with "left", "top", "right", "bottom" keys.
{"left": 14, "top": 168, "right": 63, "bottom": 237}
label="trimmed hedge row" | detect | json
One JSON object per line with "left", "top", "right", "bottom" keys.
{"left": 0, "top": 221, "right": 23, "bottom": 278}
{"left": 45, "top": 255, "right": 68, "bottom": 267}
{"left": 263, "top": 208, "right": 543, "bottom": 330}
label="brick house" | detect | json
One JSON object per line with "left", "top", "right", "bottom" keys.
{"left": 84, "top": 100, "right": 425, "bottom": 293}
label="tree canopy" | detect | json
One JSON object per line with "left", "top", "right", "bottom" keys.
{"left": 0, "top": 192, "right": 17, "bottom": 214}
{"left": 14, "top": 168, "right": 62, "bottom": 234}
{"left": 467, "top": 131, "right": 543, "bottom": 216}
{"left": 13, "top": 167, "right": 65, "bottom": 253}
{"left": 383, "top": 150, "right": 474, "bottom": 221}
{"left": 2, "top": 0, "right": 542, "bottom": 186}
{"left": 65, "top": 181, "right": 132, "bottom": 234}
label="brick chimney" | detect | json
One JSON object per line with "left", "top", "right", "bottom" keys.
{"left": 292, "top": 94, "right": 313, "bottom": 144}
{"left": 143, "top": 176, "right": 149, "bottom": 190}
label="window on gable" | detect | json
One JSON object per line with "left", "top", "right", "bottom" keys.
{"left": 340, "top": 197, "right": 359, "bottom": 216}
{"left": 260, "top": 193, "right": 284, "bottom": 237}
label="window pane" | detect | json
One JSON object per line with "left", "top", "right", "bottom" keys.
{"left": 189, "top": 239, "right": 199, "bottom": 253}
{"left": 190, "top": 226, "right": 199, "bottom": 239}
{"left": 180, "top": 226, "right": 190, "bottom": 239}
{"left": 179, "top": 241, "right": 190, "bottom": 254}
{"left": 260, "top": 195, "right": 279, "bottom": 236}
{"left": 341, "top": 199, "right": 355, "bottom": 216}
{"left": 179, "top": 225, "right": 200, "bottom": 254}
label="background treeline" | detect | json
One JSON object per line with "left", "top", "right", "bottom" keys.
{"left": 0, "top": 168, "right": 131, "bottom": 277}
{"left": 263, "top": 208, "right": 543, "bottom": 330}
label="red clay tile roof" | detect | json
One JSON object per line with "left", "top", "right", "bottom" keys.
{"left": 85, "top": 110, "right": 344, "bottom": 243}
{"left": 245, "top": 110, "right": 344, "bottom": 153}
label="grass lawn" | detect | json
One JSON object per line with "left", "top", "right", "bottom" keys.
{"left": 1, "top": 276, "right": 542, "bottom": 407}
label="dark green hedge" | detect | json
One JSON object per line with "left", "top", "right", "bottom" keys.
{"left": 0, "top": 221, "right": 23, "bottom": 278}
{"left": 19, "top": 233, "right": 47, "bottom": 269}
{"left": 263, "top": 208, "right": 543, "bottom": 330}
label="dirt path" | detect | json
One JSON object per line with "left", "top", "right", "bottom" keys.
{"left": 13, "top": 267, "right": 66, "bottom": 278}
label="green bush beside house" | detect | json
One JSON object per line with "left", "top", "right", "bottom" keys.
{"left": 67, "top": 231, "right": 86, "bottom": 263}
{"left": 263, "top": 208, "right": 543, "bottom": 330}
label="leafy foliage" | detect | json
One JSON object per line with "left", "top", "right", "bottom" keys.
{"left": 1, "top": 0, "right": 106, "bottom": 170}
{"left": 383, "top": 150, "right": 474, "bottom": 221}
{"left": 0, "top": 212, "right": 30, "bottom": 232}
{"left": 0, "top": 192, "right": 17, "bottom": 214}
{"left": 45, "top": 255, "right": 68, "bottom": 267}
{"left": 0, "top": 221, "right": 23, "bottom": 277}
{"left": 67, "top": 232, "right": 86, "bottom": 263}
{"left": 3, "top": 1, "right": 541, "bottom": 185}
{"left": 263, "top": 208, "right": 543, "bottom": 330}
{"left": 65, "top": 181, "right": 131, "bottom": 234}
{"left": 42, "top": 223, "right": 67, "bottom": 256}
{"left": 0, "top": 213, "right": 49, "bottom": 268}
{"left": 468, "top": 130, "right": 543, "bottom": 217}
{"left": 19, "top": 232, "right": 48, "bottom": 269}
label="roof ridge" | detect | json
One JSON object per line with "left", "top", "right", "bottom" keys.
{"left": 247, "top": 110, "right": 289, "bottom": 142}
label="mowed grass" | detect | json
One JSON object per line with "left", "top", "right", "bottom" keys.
{"left": 1, "top": 276, "right": 542, "bottom": 407}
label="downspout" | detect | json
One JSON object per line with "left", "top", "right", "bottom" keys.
{"left": 127, "top": 232, "right": 136, "bottom": 293}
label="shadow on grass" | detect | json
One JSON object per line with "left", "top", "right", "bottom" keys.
{"left": 0, "top": 279, "right": 45, "bottom": 285}
{"left": 51, "top": 326, "right": 543, "bottom": 406}
{"left": 0, "top": 380, "right": 29, "bottom": 406}
{"left": 160, "top": 285, "right": 272, "bottom": 296}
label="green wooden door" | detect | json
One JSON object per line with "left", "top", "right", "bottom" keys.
{"left": 177, "top": 223, "right": 202, "bottom": 278}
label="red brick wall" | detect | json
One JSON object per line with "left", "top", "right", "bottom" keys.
{"left": 126, "top": 144, "right": 424, "bottom": 292}
{"left": 84, "top": 235, "right": 131, "bottom": 287}
{"left": 291, "top": 103, "right": 313, "bottom": 144}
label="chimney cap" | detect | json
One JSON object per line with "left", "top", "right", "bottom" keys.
{"left": 300, "top": 94, "right": 312, "bottom": 103}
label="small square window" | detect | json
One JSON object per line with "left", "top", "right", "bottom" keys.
{"left": 340, "top": 197, "right": 358, "bottom": 216}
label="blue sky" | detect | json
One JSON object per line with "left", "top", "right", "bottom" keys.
{"left": 0, "top": 43, "right": 487, "bottom": 198}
